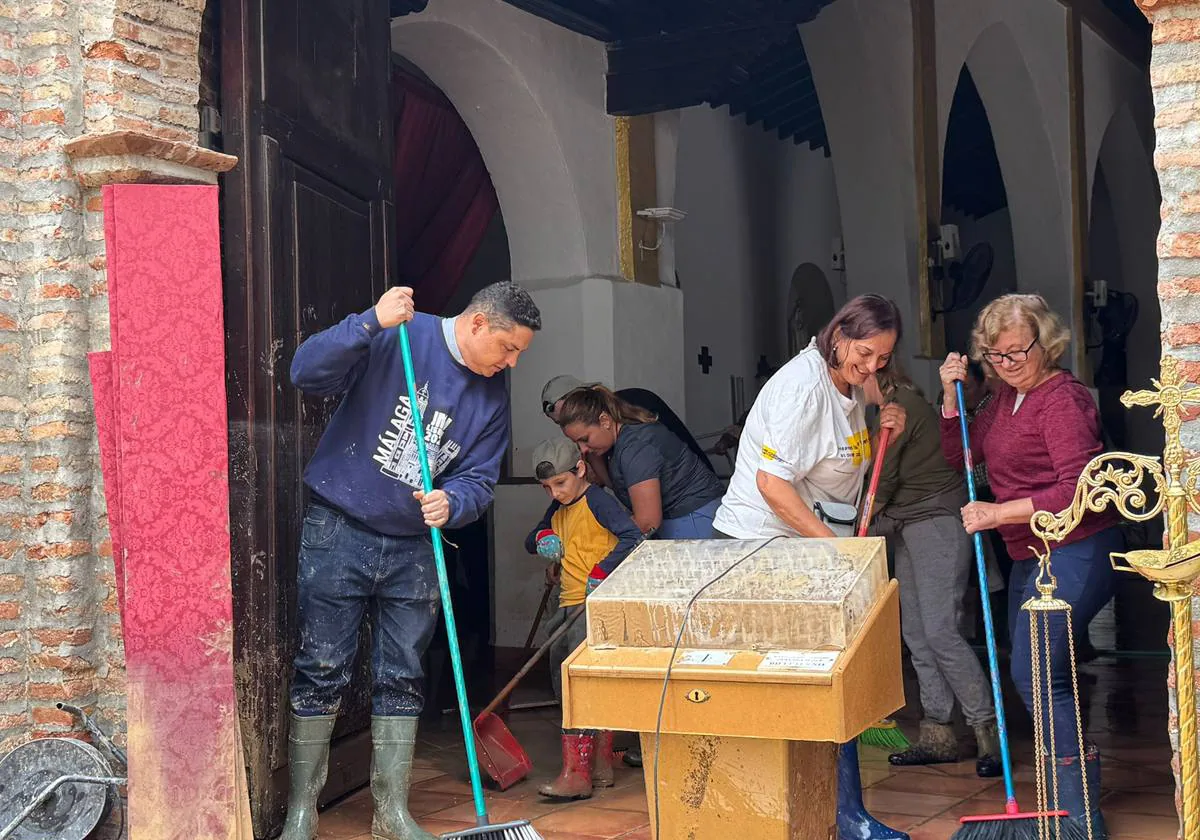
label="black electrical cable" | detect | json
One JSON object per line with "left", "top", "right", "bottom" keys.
{"left": 651, "top": 536, "right": 785, "bottom": 838}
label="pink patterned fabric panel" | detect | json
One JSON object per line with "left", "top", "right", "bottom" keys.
{"left": 101, "top": 184, "right": 243, "bottom": 838}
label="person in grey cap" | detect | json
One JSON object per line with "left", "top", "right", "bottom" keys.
{"left": 524, "top": 436, "right": 642, "bottom": 796}
{"left": 541, "top": 375, "right": 713, "bottom": 472}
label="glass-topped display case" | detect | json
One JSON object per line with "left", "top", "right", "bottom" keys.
{"left": 585, "top": 537, "right": 888, "bottom": 652}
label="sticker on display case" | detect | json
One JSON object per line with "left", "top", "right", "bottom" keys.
{"left": 676, "top": 650, "right": 737, "bottom": 667}
{"left": 758, "top": 650, "right": 840, "bottom": 672}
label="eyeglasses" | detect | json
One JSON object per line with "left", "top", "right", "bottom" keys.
{"left": 981, "top": 337, "right": 1038, "bottom": 366}
{"left": 542, "top": 400, "right": 556, "bottom": 417}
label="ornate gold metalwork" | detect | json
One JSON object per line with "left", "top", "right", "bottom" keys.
{"left": 1029, "top": 356, "right": 1200, "bottom": 838}
{"left": 1024, "top": 551, "right": 1092, "bottom": 839}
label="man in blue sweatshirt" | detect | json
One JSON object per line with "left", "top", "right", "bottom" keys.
{"left": 280, "top": 281, "right": 541, "bottom": 840}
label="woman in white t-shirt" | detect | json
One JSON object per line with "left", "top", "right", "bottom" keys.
{"left": 712, "top": 294, "right": 910, "bottom": 840}
{"left": 713, "top": 294, "right": 906, "bottom": 539}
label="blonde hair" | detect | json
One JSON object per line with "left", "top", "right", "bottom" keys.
{"left": 970, "top": 294, "right": 1070, "bottom": 372}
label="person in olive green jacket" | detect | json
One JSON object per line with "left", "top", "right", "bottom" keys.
{"left": 865, "top": 370, "right": 999, "bottom": 776}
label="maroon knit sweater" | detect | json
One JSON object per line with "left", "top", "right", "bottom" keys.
{"left": 939, "top": 371, "right": 1116, "bottom": 561}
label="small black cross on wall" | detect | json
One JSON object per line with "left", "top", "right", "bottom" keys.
{"left": 698, "top": 346, "right": 713, "bottom": 374}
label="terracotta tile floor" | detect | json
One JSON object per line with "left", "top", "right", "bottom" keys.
{"left": 317, "top": 658, "right": 1179, "bottom": 839}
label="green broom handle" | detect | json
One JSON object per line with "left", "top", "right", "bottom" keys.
{"left": 398, "top": 322, "right": 490, "bottom": 824}
{"left": 955, "top": 380, "right": 1018, "bottom": 811}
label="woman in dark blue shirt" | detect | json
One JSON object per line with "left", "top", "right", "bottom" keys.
{"left": 556, "top": 386, "right": 724, "bottom": 539}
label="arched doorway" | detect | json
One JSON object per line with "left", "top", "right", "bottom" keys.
{"left": 939, "top": 64, "right": 1016, "bottom": 354}
{"left": 218, "top": 1, "right": 594, "bottom": 831}
{"left": 958, "top": 23, "right": 1071, "bottom": 343}
{"left": 785, "top": 263, "right": 836, "bottom": 357}
{"left": 1087, "top": 104, "right": 1162, "bottom": 457}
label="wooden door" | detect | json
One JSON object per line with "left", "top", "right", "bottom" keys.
{"left": 220, "top": 0, "right": 394, "bottom": 834}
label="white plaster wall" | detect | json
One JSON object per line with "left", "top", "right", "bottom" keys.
{"left": 675, "top": 105, "right": 783, "bottom": 440}
{"left": 491, "top": 484, "right": 555, "bottom": 649}
{"left": 776, "top": 145, "right": 846, "bottom": 355}
{"left": 802, "top": 0, "right": 921, "bottom": 371}
{"left": 612, "top": 282, "right": 686, "bottom": 415}
{"left": 654, "top": 111, "right": 683, "bottom": 288}
{"left": 1082, "top": 27, "right": 1155, "bottom": 201}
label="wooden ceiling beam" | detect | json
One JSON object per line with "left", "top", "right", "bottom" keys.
{"left": 500, "top": 0, "right": 615, "bottom": 40}
{"left": 606, "top": 17, "right": 801, "bottom": 115}
{"left": 606, "top": 19, "right": 793, "bottom": 75}
{"left": 606, "top": 66, "right": 715, "bottom": 115}
{"left": 750, "top": 82, "right": 817, "bottom": 128}
{"left": 389, "top": 0, "right": 428, "bottom": 17}
{"left": 775, "top": 108, "right": 823, "bottom": 140}
{"left": 727, "top": 57, "right": 810, "bottom": 116}
{"left": 1055, "top": 0, "right": 1148, "bottom": 67}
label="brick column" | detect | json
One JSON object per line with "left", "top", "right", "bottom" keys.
{"left": 0, "top": 0, "right": 215, "bottom": 750}
{"left": 1140, "top": 0, "right": 1200, "bottom": 828}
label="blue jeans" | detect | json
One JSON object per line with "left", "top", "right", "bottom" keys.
{"left": 1008, "top": 527, "right": 1120, "bottom": 757}
{"left": 657, "top": 498, "right": 721, "bottom": 539}
{"left": 289, "top": 502, "right": 441, "bottom": 717}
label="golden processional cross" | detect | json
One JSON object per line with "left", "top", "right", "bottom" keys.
{"left": 1030, "top": 356, "right": 1200, "bottom": 838}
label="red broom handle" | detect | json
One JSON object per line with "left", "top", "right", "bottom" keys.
{"left": 857, "top": 426, "right": 892, "bottom": 537}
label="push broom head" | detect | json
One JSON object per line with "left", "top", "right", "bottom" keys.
{"left": 442, "top": 820, "right": 545, "bottom": 840}
{"left": 857, "top": 718, "right": 911, "bottom": 752}
{"left": 950, "top": 809, "right": 1087, "bottom": 840}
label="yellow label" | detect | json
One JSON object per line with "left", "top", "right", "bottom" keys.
{"left": 847, "top": 429, "right": 872, "bottom": 467}
{"left": 761, "top": 445, "right": 778, "bottom": 461}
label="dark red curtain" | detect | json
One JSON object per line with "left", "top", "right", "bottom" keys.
{"left": 393, "top": 71, "right": 499, "bottom": 314}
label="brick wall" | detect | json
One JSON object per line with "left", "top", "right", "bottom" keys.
{"left": 1142, "top": 0, "right": 1200, "bottom": 828}
{"left": 0, "top": 0, "right": 206, "bottom": 752}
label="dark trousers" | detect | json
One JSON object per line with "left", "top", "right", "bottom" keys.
{"left": 289, "top": 502, "right": 440, "bottom": 717}
{"left": 1008, "top": 527, "right": 1120, "bottom": 757}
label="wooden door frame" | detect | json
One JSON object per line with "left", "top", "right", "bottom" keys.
{"left": 219, "top": 0, "right": 393, "bottom": 834}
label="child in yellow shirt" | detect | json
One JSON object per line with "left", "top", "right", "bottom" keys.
{"left": 525, "top": 437, "right": 641, "bottom": 799}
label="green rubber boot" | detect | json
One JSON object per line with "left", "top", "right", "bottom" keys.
{"left": 370, "top": 716, "right": 436, "bottom": 840}
{"left": 280, "top": 713, "right": 337, "bottom": 840}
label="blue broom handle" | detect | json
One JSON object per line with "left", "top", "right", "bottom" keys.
{"left": 398, "top": 323, "right": 490, "bottom": 824}
{"left": 955, "top": 380, "right": 1017, "bottom": 807}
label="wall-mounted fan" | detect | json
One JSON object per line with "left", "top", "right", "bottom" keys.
{"left": 1087, "top": 286, "right": 1139, "bottom": 387}
{"left": 932, "top": 241, "right": 994, "bottom": 319}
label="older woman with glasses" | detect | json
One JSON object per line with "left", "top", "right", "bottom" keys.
{"left": 938, "top": 293, "right": 1118, "bottom": 838}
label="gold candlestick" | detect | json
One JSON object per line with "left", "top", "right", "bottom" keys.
{"left": 1029, "top": 357, "right": 1200, "bottom": 839}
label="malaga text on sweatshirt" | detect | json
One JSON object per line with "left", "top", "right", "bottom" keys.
{"left": 291, "top": 310, "right": 510, "bottom": 537}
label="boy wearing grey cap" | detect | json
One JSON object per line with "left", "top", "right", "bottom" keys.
{"left": 525, "top": 437, "right": 642, "bottom": 799}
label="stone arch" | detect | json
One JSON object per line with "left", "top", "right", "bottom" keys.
{"left": 961, "top": 22, "right": 1071, "bottom": 321}
{"left": 1089, "top": 102, "right": 1162, "bottom": 454}
{"left": 390, "top": 19, "right": 589, "bottom": 284}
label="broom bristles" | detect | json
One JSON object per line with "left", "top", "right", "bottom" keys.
{"left": 950, "top": 814, "right": 1088, "bottom": 840}
{"left": 441, "top": 820, "right": 544, "bottom": 840}
{"left": 857, "top": 718, "right": 911, "bottom": 751}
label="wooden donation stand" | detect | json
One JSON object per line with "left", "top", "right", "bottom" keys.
{"left": 562, "top": 538, "right": 903, "bottom": 839}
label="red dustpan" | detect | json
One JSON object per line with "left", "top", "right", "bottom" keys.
{"left": 473, "top": 605, "right": 585, "bottom": 790}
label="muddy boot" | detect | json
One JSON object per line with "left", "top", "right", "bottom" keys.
{"left": 837, "top": 741, "right": 910, "bottom": 840}
{"left": 973, "top": 722, "right": 1002, "bottom": 778}
{"left": 887, "top": 720, "right": 958, "bottom": 767}
{"left": 1048, "top": 744, "right": 1107, "bottom": 840}
{"left": 592, "top": 730, "right": 616, "bottom": 788}
{"left": 539, "top": 732, "right": 594, "bottom": 800}
{"left": 280, "top": 713, "right": 337, "bottom": 840}
{"left": 370, "top": 716, "right": 436, "bottom": 840}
